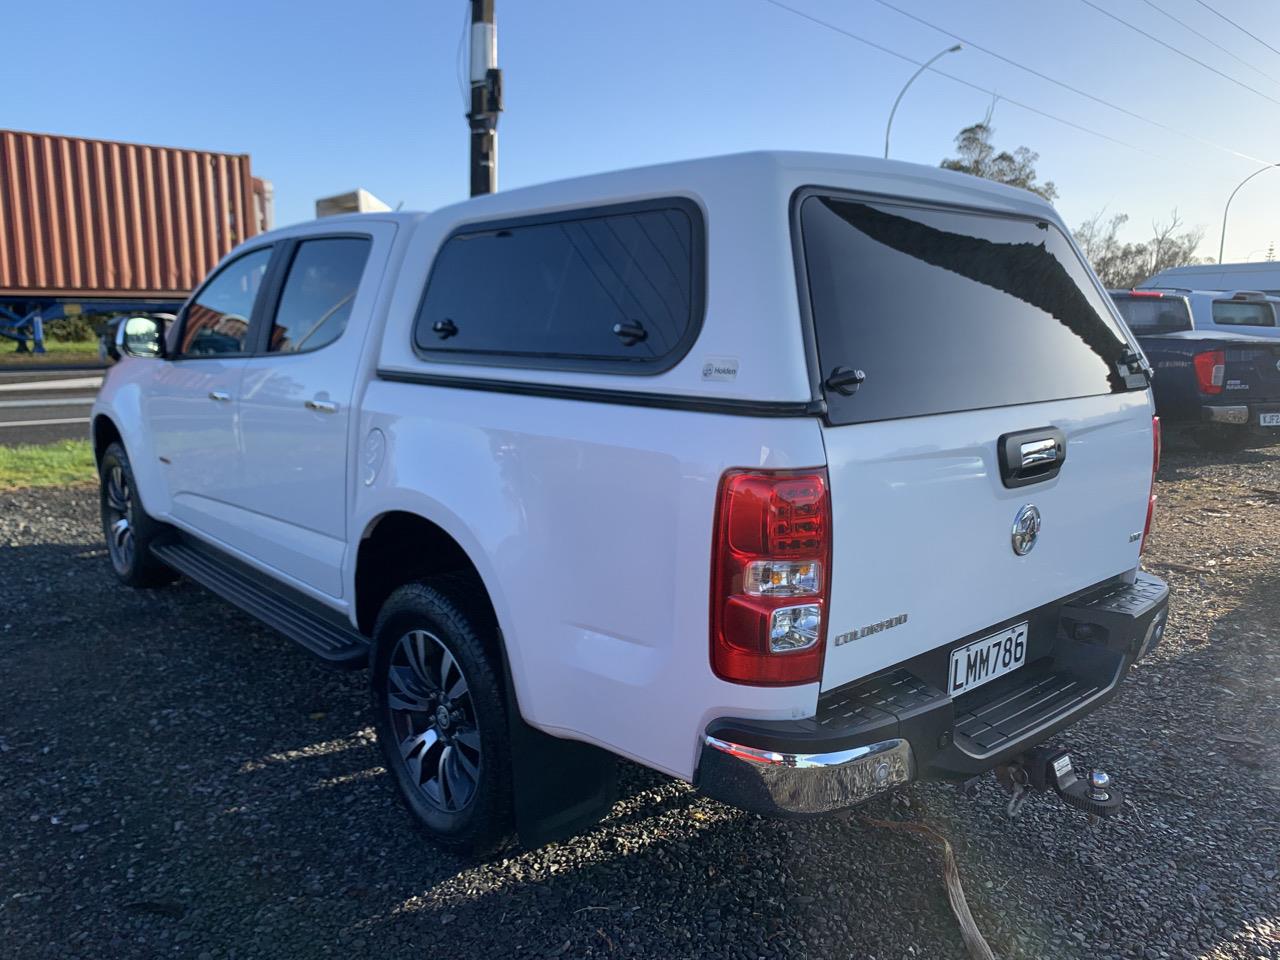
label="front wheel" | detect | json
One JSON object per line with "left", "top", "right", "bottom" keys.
{"left": 98, "top": 442, "right": 176, "bottom": 588}
{"left": 370, "top": 581, "right": 514, "bottom": 855}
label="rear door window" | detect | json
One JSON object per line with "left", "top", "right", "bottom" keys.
{"left": 1212, "top": 299, "right": 1276, "bottom": 327}
{"left": 413, "top": 200, "right": 703, "bottom": 373}
{"left": 1110, "top": 295, "right": 1193, "bottom": 334}
{"left": 799, "top": 195, "right": 1134, "bottom": 425}
{"left": 266, "top": 237, "right": 372, "bottom": 353}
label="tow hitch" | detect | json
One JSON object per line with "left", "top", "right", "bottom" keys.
{"left": 993, "top": 746, "right": 1124, "bottom": 820}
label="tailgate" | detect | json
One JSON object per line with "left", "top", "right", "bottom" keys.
{"left": 1225, "top": 340, "right": 1280, "bottom": 401}
{"left": 796, "top": 192, "right": 1154, "bottom": 691}
{"left": 819, "top": 394, "right": 1152, "bottom": 689}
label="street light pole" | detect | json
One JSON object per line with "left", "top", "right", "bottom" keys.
{"left": 1218, "top": 163, "right": 1279, "bottom": 264}
{"left": 884, "top": 44, "right": 961, "bottom": 160}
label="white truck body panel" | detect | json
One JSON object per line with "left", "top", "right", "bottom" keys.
{"left": 354, "top": 387, "right": 828, "bottom": 778}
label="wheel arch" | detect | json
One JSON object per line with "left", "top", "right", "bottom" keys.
{"left": 353, "top": 510, "right": 506, "bottom": 664}
{"left": 91, "top": 413, "right": 123, "bottom": 465}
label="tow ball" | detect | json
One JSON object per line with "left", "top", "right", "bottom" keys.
{"left": 993, "top": 746, "right": 1125, "bottom": 820}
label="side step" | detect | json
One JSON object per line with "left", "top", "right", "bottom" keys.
{"left": 152, "top": 537, "right": 369, "bottom": 667}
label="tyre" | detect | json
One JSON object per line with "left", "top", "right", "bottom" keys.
{"left": 1194, "top": 426, "right": 1250, "bottom": 454}
{"left": 98, "top": 442, "right": 177, "bottom": 588}
{"left": 370, "top": 581, "right": 514, "bottom": 855}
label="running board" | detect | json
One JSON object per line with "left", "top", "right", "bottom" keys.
{"left": 151, "top": 537, "right": 369, "bottom": 667}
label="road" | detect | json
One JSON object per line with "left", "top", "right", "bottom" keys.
{"left": 0, "top": 369, "right": 103, "bottom": 445}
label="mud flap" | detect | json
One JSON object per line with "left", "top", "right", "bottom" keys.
{"left": 500, "top": 654, "right": 617, "bottom": 848}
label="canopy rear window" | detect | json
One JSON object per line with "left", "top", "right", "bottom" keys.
{"left": 1110, "top": 294, "right": 1193, "bottom": 334}
{"left": 799, "top": 194, "right": 1135, "bottom": 425}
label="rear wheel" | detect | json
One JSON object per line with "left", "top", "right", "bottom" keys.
{"left": 370, "top": 581, "right": 514, "bottom": 855}
{"left": 98, "top": 442, "right": 176, "bottom": 588}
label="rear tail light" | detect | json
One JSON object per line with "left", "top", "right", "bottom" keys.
{"left": 711, "top": 469, "right": 831, "bottom": 685}
{"left": 1193, "top": 350, "right": 1225, "bottom": 395}
{"left": 1141, "top": 416, "right": 1160, "bottom": 554}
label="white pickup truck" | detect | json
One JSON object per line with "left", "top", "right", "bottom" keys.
{"left": 93, "top": 152, "right": 1169, "bottom": 852}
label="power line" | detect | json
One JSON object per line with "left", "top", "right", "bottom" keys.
{"left": 1138, "top": 0, "right": 1280, "bottom": 86}
{"left": 868, "top": 0, "right": 1277, "bottom": 166}
{"left": 1192, "top": 0, "right": 1280, "bottom": 59}
{"left": 1078, "top": 0, "right": 1280, "bottom": 107}
{"left": 758, "top": 0, "right": 1157, "bottom": 158}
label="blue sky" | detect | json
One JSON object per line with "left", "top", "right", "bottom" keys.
{"left": 6, "top": 0, "right": 1279, "bottom": 262}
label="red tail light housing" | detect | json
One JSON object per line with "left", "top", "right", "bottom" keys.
{"left": 1142, "top": 416, "right": 1160, "bottom": 554}
{"left": 1193, "top": 350, "right": 1225, "bottom": 395}
{"left": 710, "top": 468, "right": 831, "bottom": 685}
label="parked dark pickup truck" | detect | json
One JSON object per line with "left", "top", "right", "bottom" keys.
{"left": 1111, "top": 290, "right": 1280, "bottom": 451}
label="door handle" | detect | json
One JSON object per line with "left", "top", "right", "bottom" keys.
{"left": 208, "top": 390, "right": 231, "bottom": 402}
{"left": 305, "top": 399, "right": 338, "bottom": 414}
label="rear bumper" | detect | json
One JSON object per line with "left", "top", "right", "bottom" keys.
{"left": 1201, "top": 403, "right": 1280, "bottom": 431}
{"left": 695, "top": 572, "right": 1169, "bottom": 817}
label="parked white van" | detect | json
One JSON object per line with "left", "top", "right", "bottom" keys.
{"left": 1140, "top": 263, "right": 1280, "bottom": 295}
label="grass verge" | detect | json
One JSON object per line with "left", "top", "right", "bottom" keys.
{"left": 1, "top": 339, "right": 104, "bottom": 366}
{"left": 0, "top": 439, "right": 97, "bottom": 490}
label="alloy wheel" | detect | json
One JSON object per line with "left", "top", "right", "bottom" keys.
{"left": 103, "top": 463, "right": 135, "bottom": 575}
{"left": 385, "top": 629, "right": 482, "bottom": 812}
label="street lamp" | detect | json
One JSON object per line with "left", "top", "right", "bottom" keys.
{"left": 1219, "top": 163, "right": 1279, "bottom": 264}
{"left": 884, "top": 44, "right": 962, "bottom": 160}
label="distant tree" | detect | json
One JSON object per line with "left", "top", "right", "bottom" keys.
{"left": 1073, "top": 209, "right": 1207, "bottom": 288}
{"left": 940, "top": 121, "right": 1058, "bottom": 201}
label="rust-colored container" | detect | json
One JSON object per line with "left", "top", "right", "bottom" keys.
{"left": 0, "top": 129, "right": 270, "bottom": 299}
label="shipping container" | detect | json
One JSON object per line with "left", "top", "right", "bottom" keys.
{"left": 0, "top": 129, "right": 271, "bottom": 300}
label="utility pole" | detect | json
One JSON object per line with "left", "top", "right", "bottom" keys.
{"left": 467, "top": 0, "right": 502, "bottom": 196}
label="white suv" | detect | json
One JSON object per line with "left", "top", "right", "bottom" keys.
{"left": 93, "top": 152, "right": 1169, "bottom": 853}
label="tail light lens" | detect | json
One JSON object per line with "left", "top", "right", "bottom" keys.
{"left": 1193, "top": 350, "right": 1225, "bottom": 395}
{"left": 711, "top": 469, "right": 831, "bottom": 685}
{"left": 1142, "top": 416, "right": 1160, "bottom": 554}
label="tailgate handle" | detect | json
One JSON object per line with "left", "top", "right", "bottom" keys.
{"left": 998, "top": 427, "right": 1066, "bottom": 488}
{"left": 1020, "top": 438, "right": 1058, "bottom": 468}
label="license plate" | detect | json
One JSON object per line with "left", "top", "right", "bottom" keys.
{"left": 1260, "top": 412, "right": 1280, "bottom": 427}
{"left": 948, "top": 623, "right": 1028, "bottom": 696}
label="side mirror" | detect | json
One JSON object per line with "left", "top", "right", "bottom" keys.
{"left": 116, "top": 316, "right": 166, "bottom": 359}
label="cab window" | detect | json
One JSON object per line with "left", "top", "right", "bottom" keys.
{"left": 176, "top": 247, "right": 273, "bottom": 357}
{"left": 266, "top": 237, "right": 372, "bottom": 354}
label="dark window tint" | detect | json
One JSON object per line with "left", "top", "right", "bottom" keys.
{"left": 414, "top": 203, "right": 699, "bottom": 371}
{"left": 177, "top": 247, "right": 272, "bottom": 357}
{"left": 1212, "top": 299, "right": 1275, "bottom": 327}
{"left": 268, "top": 237, "right": 372, "bottom": 353}
{"left": 800, "top": 196, "right": 1134, "bottom": 425}
{"left": 1110, "top": 295, "right": 1192, "bottom": 334}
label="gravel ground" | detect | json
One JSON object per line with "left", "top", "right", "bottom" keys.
{"left": 2, "top": 429, "right": 1277, "bottom": 960}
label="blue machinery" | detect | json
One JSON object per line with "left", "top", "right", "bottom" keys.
{"left": 0, "top": 297, "right": 183, "bottom": 353}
